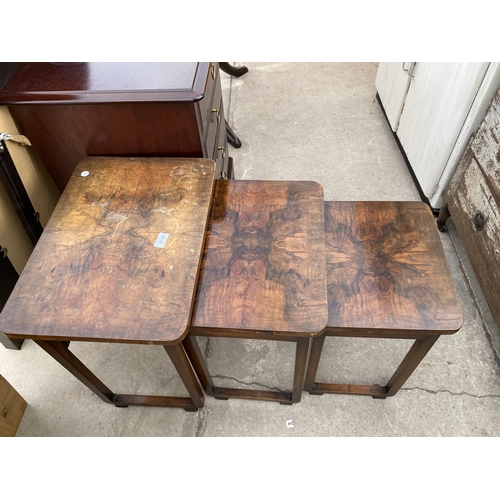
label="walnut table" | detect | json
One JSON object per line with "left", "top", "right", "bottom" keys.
{"left": 0, "top": 157, "right": 216, "bottom": 410}
{"left": 184, "top": 180, "right": 328, "bottom": 404}
{"left": 304, "top": 201, "right": 464, "bottom": 398}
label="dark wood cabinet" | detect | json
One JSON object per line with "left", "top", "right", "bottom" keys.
{"left": 0, "top": 62, "right": 231, "bottom": 192}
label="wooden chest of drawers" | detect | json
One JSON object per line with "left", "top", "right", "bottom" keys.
{"left": 0, "top": 62, "right": 231, "bottom": 192}
{"left": 443, "top": 87, "right": 500, "bottom": 331}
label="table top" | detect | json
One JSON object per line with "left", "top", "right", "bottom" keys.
{"left": 0, "top": 62, "right": 210, "bottom": 104}
{"left": 0, "top": 157, "right": 216, "bottom": 344}
{"left": 191, "top": 180, "right": 328, "bottom": 336}
{"left": 324, "top": 201, "right": 463, "bottom": 334}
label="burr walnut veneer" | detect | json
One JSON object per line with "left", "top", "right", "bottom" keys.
{"left": 0, "top": 165, "right": 464, "bottom": 410}
{"left": 184, "top": 180, "right": 328, "bottom": 404}
{"left": 304, "top": 201, "right": 464, "bottom": 398}
{"left": 0, "top": 157, "right": 217, "bottom": 410}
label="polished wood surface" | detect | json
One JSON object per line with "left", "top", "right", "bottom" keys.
{"left": 191, "top": 180, "right": 328, "bottom": 336}
{"left": 0, "top": 62, "right": 208, "bottom": 103}
{"left": 185, "top": 180, "right": 327, "bottom": 405}
{"left": 8, "top": 102, "right": 205, "bottom": 191}
{"left": 324, "top": 201, "right": 463, "bottom": 334}
{"left": 304, "top": 201, "right": 463, "bottom": 398}
{"left": 0, "top": 62, "right": 231, "bottom": 191}
{"left": 0, "top": 157, "right": 216, "bottom": 344}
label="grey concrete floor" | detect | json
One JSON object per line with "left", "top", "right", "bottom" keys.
{"left": 1, "top": 62, "right": 500, "bottom": 438}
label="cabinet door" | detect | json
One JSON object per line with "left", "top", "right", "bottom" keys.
{"left": 375, "top": 62, "right": 413, "bottom": 132}
{"left": 397, "top": 62, "right": 490, "bottom": 199}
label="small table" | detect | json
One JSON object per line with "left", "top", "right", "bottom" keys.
{"left": 0, "top": 157, "right": 216, "bottom": 410}
{"left": 304, "top": 201, "right": 464, "bottom": 398}
{"left": 184, "top": 180, "right": 328, "bottom": 404}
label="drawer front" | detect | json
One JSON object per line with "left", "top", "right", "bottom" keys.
{"left": 205, "top": 91, "right": 222, "bottom": 160}
{"left": 470, "top": 90, "right": 500, "bottom": 203}
{"left": 214, "top": 133, "right": 229, "bottom": 179}
{"left": 197, "top": 62, "right": 218, "bottom": 136}
{"left": 448, "top": 155, "right": 500, "bottom": 325}
{"left": 214, "top": 110, "right": 229, "bottom": 179}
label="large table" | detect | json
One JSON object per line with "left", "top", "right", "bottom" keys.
{"left": 0, "top": 157, "right": 216, "bottom": 410}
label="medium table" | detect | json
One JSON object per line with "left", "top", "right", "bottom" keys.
{"left": 0, "top": 157, "right": 216, "bottom": 410}
{"left": 184, "top": 180, "right": 328, "bottom": 404}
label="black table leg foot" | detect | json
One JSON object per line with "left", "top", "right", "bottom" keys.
{"left": 219, "top": 62, "right": 249, "bottom": 77}
{"left": 226, "top": 121, "right": 242, "bottom": 148}
{"left": 436, "top": 204, "right": 450, "bottom": 232}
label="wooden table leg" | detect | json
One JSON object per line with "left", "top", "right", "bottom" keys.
{"left": 290, "top": 338, "right": 310, "bottom": 404}
{"left": 303, "top": 334, "right": 325, "bottom": 392}
{"left": 183, "top": 335, "right": 308, "bottom": 404}
{"left": 35, "top": 340, "right": 204, "bottom": 410}
{"left": 182, "top": 336, "right": 215, "bottom": 397}
{"left": 1, "top": 333, "right": 24, "bottom": 350}
{"left": 163, "top": 343, "right": 205, "bottom": 409}
{"left": 304, "top": 335, "right": 439, "bottom": 399}
{"left": 35, "top": 340, "right": 115, "bottom": 404}
{"left": 383, "top": 336, "right": 439, "bottom": 398}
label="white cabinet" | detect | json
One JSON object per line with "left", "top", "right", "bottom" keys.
{"left": 376, "top": 62, "right": 500, "bottom": 209}
{"left": 375, "top": 62, "right": 412, "bottom": 131}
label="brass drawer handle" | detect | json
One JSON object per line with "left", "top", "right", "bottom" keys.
{"left": 218, "top": 146, "right": 225, "bottom": 159}
{"left": 210, "top": 63, "right": 216, "bottom": 79}
{"left": 212, "top": 108, "right": 220, "bottom": 123}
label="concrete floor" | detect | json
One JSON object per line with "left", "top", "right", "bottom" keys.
{"left": 2, "top": 62, "right": 500, "bottom": 438}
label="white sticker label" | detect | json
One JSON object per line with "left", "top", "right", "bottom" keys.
{"left": 154, "top": 233, "right": 169, "bottom": 248}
